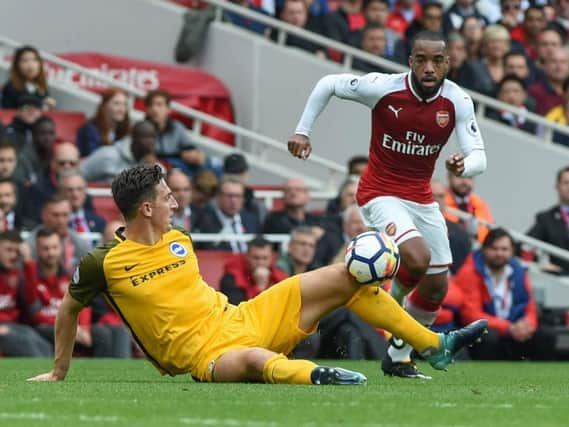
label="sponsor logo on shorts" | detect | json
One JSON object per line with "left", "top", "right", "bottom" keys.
{"left": 436, "top": 110, "right": 449, "bottom": 128}
{"left": 385, "top": 222, "right": 397, "bottom": 236}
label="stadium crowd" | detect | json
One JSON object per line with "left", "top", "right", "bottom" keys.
{"left": 1, "top": 0, "right": 569, "bottom": 361}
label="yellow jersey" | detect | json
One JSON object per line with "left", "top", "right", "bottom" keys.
{"left": 69, "top": 226, "right": 229, "bottom": 376}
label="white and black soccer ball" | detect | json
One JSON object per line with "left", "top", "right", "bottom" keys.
{"left": 345, "top": 231, "right": 400, "bottom": 285}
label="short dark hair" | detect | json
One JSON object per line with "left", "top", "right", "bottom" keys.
{"left": 0, "top": 230, "right": 22, "bottom": 243}
{"left": 44, "top": 192, "right": 70, "bottom": 208}
{"left": 362, "top": 22, "right": 384, "bottom": 35}
{"left": 411, "top": 30, "right": 446, "bottom": 51}
{"left": 497, "top": 74, "right": 526, "bottom": 92}
{"left": 482, "top": 227, "right": 514, "bottom": 249}
{"left": 556, "top": 165, "right": 569, "bottom": 183}
{"left": 363, "top": 0, "right": 388, "bottom": 9}
{"left": 524, "top": 5, "right": 544, "bottom": 20}
{"left": 348, "top": 155, "right": 368, "bottom": 174}
{"left": 112, "top": 164, "right": 164, "bottom": 221}
{"left": 144, "top": 89, "right": 171, "bottom": 107}
{"left": 423, "top": 2, "right": 443, "bottom": 14}
{"left": 32, "top": 115, "right": 55, "bottom": 133}
{"left": 248, "top": 235, "right": 272, "bottom": 250}
{"left": 503, "top": 50, "right": 527, "bottom": 66}
{"left": 0, "top": 139, "right": 17, "bottom": 153}
{"left": 36, "top": 226, "right": 59, "bottom": 241}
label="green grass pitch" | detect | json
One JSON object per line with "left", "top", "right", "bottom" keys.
{"left": 1, "top": 359, "right": 567, "bottom": 427}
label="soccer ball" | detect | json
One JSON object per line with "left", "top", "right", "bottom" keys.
{"left": 345, "top": 231, "right": 400, "bottom": 285}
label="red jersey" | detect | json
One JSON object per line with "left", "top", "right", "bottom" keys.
{"left": 0, "top": 262, "right": 36, "bottom": 323}
{"left": 297, "top": 72, "right": 484, "bottom": 205}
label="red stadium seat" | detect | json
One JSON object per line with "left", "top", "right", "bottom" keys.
{"left": 0, "top": 110, "right": 86, "bottom": 142}
{"left": 195, "top": 250, "right": 234, "bottom": 290}
{"left": 88, "top": 184, "right": 121, "bottom": 222}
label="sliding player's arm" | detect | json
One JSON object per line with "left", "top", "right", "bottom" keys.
{"left": 27, "top": 252, "right": 107, "bottom": 382}
{"left": 446, "top": 94, "right": 487, "bottom": 177}
{"left": 288, "top": 73, "right": 387, "bottom": 159}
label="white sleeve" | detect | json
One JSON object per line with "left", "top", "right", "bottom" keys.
{"left": 454, "top": 94, "right": 487, "bottom": 177}
{"left": 294, "top": 73, "right": 386, "bottom": 137}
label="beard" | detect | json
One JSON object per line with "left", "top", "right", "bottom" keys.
{"left": 411, "top": 72, "right": 444, "bottom": 99}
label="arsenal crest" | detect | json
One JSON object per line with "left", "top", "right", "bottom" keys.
{"left": 436, "top": 111, "right": 449, "bottom": 128}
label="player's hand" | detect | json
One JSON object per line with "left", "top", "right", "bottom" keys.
{"left": 19, "top": 243, "right": 33, "bottom": 262}
{"left": 445, "top": 153, "right": 465, "bottom": 176}
{"left": 27, "top": 371, "right": 64, "bottom": 382}
{"left": 288, "top": 134, "right": 312, "bottom": 160}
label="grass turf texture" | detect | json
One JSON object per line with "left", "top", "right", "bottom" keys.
{"left": 0, "top": 359, "right": 567, "bottom": 427}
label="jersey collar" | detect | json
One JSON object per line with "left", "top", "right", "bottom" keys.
{"left": 406, "top": 72, "right": 442, "bottom": 104}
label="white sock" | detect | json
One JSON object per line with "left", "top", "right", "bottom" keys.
{"left": 388, "top": 278, "right": 413, "bottom": 306}
{"left": 387, "top": 299, "right": 439, "bottom": 363}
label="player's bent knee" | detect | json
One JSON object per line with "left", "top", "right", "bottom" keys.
{"left": 402, "top": 250, "right": 430, "bottom": 276}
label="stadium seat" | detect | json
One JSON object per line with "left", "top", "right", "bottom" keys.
{"left": 88, "top": 184, "right": 121, "bottom": 222}
{"left": 195, "top": 250, "right": 234, "bottom": 290}
{"left": 0, "top": 110, "right": 86, "bottom": 142}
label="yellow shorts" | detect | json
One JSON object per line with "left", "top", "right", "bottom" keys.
{"left": 192, "top": 275, "right": 316, "bottom": 382}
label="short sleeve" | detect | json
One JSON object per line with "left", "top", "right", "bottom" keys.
{"left": 69, "top": 252, "right": 107, "bottom": 306}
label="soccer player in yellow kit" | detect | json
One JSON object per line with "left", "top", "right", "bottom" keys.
{"left": 29, "top": 165, "right": 487, "bottom": 385}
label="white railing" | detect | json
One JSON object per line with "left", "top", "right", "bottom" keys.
{"left": 202, "top": 0, "right": 569, "bottom": 143}
{"left": 0, "top": 34, "right": 347, "bottom": 190}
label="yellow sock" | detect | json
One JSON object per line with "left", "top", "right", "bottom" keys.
{"left": 346, "top": 286, "right": 440, "bottom": 354}
{"left": 262, "top": 354, "right": 317, "bottom": 384}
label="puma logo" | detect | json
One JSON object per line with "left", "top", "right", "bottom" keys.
{"left": 388, "top": 105, "right": 403, "bottom": 118}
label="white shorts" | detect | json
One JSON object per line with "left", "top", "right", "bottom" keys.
{"left": 359, "top": 196, "right": 452, "bottom": 275}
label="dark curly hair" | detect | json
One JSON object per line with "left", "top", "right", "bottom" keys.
{"left": 111, "top": 164, "right": 164, "bottom": 220}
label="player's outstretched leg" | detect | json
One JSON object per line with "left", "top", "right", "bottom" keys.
{"left": 213, "top": 348, "right": 367, "bottom": 385}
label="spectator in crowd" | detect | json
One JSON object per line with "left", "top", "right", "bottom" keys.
{"left": 16, "top": 115, "right": 56, "bottom": 186}
{"left": 330, "top": 204, "right": 368, "bottom": 264}
{"left": 30, "top": 227, "right": 131, "bottom": 358}
{"left": 350, "top": 0, "right": 399, "bottom": 60}
{"left": 431, "top": 179, "right": 471, "bottom": 275}
{"left": 455, "top": 228, "right": 557, "bottom": 360}
{"left": 325, "top": 178, "right": 358, "bottom": 229}
{"left": 192, "top": 176, "right": 261, "bottom": 251}
{"left": 263, "top": 178, "right": 321, "bottom": 235}
{"left": 27, "top": 227, "right": 92, "bottom": 351}
{"left": 0, "top": 140, "right": 24, "bottom": 184}
{"left": 386, "top": 0, "right": 421, "bottom": 36}
{"left": 324, "top": 0, "right": 366, "bottom": 45}
{"left": 223, "top": 152, "right": 266, "bottom": 225}
{"left": 347, "top": 155, "right": 368, "bottom": 177}
{"left": 443, "top": 0, "right": 486, "bottom": 35}
{"left": 394, "top": 1, "right": 444, "bottom": 64}
{"left": 0, "top": 178, "right": 28, "bottom": 231}
{"left": 277, "top": 226, "right": 319, "bottom": 275}
{"left": 166, "top": 169, "right": 194, "bottom": 231}
{"left": 529, "top": 46, "right": 569, "bottom": 115}
{"left": 76, "top": 88, "right": 130, "bottom": 157}
{"left": 495, "top": 0, "right": 523, "bottom": 31}
{"left": 510, "top": 6, "right": 547, "bottom": 61}
{"left": 103, "top": 219, "right": 125, "bottom": 244}
{"left": 1, "top": 46, "right": 55, "bottom": 110}
{"left": 191, "top": 169, "right": 219, "bottom": 210}
{"left": 61, "top": 172, "right": 106, "bottom": 235}
{"left": 444, "top": 172, "right": 494, "bottom": 243}
{"left": 219, "top": 236, "right": 288, "bottom": 304}
{"left": 272, "top": 0, "right": 325, "bottom": 56}
{"left": 0, "top": 230, "right": 53, "bottom": 357}
{"left": 144, "top": 89, "right": 210, "bottom": 177}
{"left": 544, "top": 76, "right": 569, "bottom": 146}
{"left": 460, "top": 15, "right": 485, "bottom": 59}
{"left": 503, "top": 51, "right": 536, "bottom": 87}
{"left": 25, "top": 142, "right": 80, "bottom": 223}
{"left": 551, "top": 0, "right": 569, "bottom": 40}
{"left": 527, "top": 165, "right": 569, "bottom": 274}
{"left": 459, "top": 24, "right": 511, "bottom": 96}
{"left": 486, "top": 75, "right": 538, "bottom": 135}
{"left": 224, "top": 0, "right": 271, "bottom": 36}
{"left": 447, "top": 32, "right": 469, "bottom": 82}
{"left": 27, "top": 193, "right": 90, "bottom": 276}
{"left": 80, "top": 120, "right": 159, "bottom": 183}
{"left": 353, "top": 24, "right": 393, "bottom": 73}
{"left": 4, "top": 94, "right": 43, "bottom": 153}
{"left": 535, "top": 27, "right": 565, "bottom": 67}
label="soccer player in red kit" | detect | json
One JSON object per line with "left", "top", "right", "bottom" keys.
{"left": 288, "top": 31, "right": 487, "bottom": 379}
